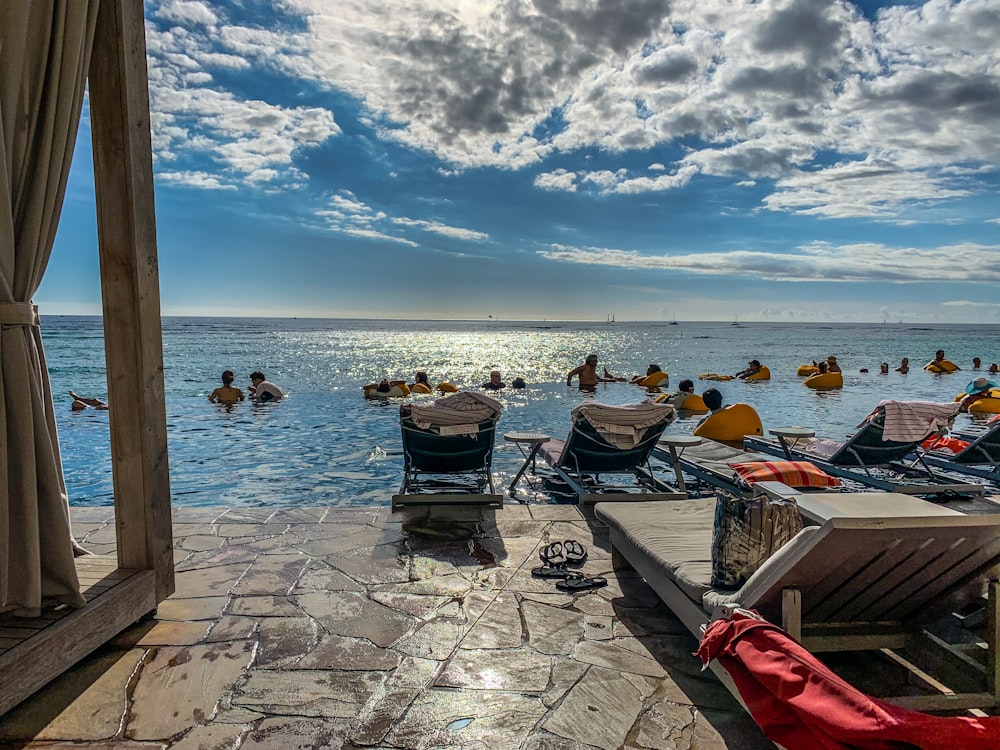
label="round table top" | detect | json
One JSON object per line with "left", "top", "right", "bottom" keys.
{"left": 769, "top": 426, "right": 816, "bottom": 438}
{"left": 504, "top": 431, "right": 551, "bottom": 443}
{"left": 659, "top": 434, "right": 703, "bottom": 447}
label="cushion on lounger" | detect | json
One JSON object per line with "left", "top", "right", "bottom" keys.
{"left": 711, "top": 491, "right": 803, "bottom": 589}
{"left": 729, "top": 460, "right": 841, "bottom": 489}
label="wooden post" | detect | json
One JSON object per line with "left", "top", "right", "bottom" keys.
{"left": 88, "top": 0, "right": 174, "bottom": 601}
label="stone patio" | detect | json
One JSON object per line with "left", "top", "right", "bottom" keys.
{"left": 0, "top": 502, "right": 774, "bottom": 749}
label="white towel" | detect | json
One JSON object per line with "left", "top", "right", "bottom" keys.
{"left": 571, "top": 401, "right": 676, "bottom": 450}
{"left": 407, "top": 390, "right": 503, "bottom": 429}
{"left": 877, "top": 400, "right": 960, "bottom": 443}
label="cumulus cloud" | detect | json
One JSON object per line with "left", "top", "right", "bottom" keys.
{"left": 142, "top": 0, "right": 1000, "bottom": 220}
{"left": 537, "top": 240, "right": 1000, "bottom": 283}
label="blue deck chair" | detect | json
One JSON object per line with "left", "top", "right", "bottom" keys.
{"left": 537, "top": 402, "right": 685, "bottom": 504}
{"left": 743, "top": 404, "right": 985, "bottom": 499}
{"left": 918, "top": 420, "right": 1000, "bottom": 485}
{"left": 392, "top": 392, "right": 503, "bottom": 510}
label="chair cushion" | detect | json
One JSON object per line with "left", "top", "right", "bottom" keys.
{"left": 710, "top": 491, "right": 803, "bottom": 589}
{"left": 729, "top": 460, "right": 841, "bottom": 489}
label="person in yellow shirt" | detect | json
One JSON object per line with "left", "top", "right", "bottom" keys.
{"left": 208, "top": 370, "right": 245, "bottom": 405}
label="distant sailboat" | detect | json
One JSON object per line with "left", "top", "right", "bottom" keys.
{"left": 606, "top": 313, "right": 615, "bottom": 324}
{"left": 669, "top": 313, "right": 678, "bottom": 325}
{"left": 731, "top": 314, "right": 740, "bottom": 326}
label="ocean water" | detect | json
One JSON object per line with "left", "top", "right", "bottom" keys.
{"left": 42, "top": 316, "right": 1000, "bottom": 507}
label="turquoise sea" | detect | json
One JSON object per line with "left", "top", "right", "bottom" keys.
{"left": 42, "top": 316, "right": 1000, "bottom": 507}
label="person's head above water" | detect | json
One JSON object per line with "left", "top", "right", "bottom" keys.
{"left": 585, "top": 354, "right": 598, "bottom": 366}
{"left": 702, "top": 388, "right": 723, "bottom": 411}
{"left": 414, "top": 371, "right": 429, "bottom": 384}
{"left": 678, "top": 379, "right": 694, "bottom": 393}
{"left": 222, "top": 370, "right": 235, "bottom": 385}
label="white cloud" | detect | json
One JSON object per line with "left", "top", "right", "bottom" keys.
{"left": 537, "top": 240, "right": 1000, "bottom": 283}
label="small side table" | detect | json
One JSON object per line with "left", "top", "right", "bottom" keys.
{"left": 505, "top": 431, "right": 551, "bottom": 495}
{"left": 659, "top": 434, "right": 703, "bottom": 492}
{"left": 769, "top": 427, "right": 816, "bottom": 460}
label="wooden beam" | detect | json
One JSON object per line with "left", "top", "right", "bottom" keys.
{"left": 87, "top": 0, "right": 174, "bottom": 602}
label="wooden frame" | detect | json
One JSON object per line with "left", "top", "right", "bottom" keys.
{"left": 0, "top": 0, "right": 173, "bottom": 716}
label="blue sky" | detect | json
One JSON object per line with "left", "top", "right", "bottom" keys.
{"left": 39, "top": 0, "right": 1000, "bottom": 322}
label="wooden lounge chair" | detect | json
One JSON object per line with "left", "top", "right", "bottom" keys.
{"left": 743, "top": 405, "right": 985, "bottom": 499}
{"left": 596, "top": 484, "right": 1000, "bottom": 712}
{"left": 537, "top": 402, "right": 685, "bottom": 504}
{"left": 918, "top": 421, "right": 1000, "bottom": 485}
{"left": 391, "top": 392, "right": 503, "bottom": 510}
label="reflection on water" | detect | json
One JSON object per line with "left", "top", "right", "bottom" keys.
{"left": 44, "top": 316, "right": 999, "bottom": 507}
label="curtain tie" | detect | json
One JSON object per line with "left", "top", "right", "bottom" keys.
{"left": 0, "top": 303, "right": 40, "bottom": 326}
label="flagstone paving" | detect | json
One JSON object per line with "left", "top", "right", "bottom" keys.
{"left": 0, "top": 503, "right": 773, "bottom": 749}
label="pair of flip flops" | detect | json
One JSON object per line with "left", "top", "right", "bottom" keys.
{"left": 538, "top": 539, "right": 587, "bottom": 567}
{"left": 530, "top": 565, "right": 608, "bottom": 591}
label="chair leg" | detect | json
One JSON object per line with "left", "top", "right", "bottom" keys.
{"left": 782, "top": 587, "right": 802, "bottom": 643}
{"left": 989, "top": 580, "right": 1000, "bottom": 699}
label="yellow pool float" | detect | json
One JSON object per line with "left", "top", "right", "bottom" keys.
{"left": 692, "top": 403, "right": 764, "bottom": 447}
{"left": 925, "top": 359, "right": 959, "bottom": 373}
{"left": 744, "top": 365, "right": 770, "bottom": 381}
{"left": 364, "top": 382, "right": 411, "bottom": 399}
{"left": 637, "top": 371, "right": 669, "bottom": 388}
{"left": 408, "top": 383, "right": 432, "bottom": 394}
{"left": 655, "top": 392, "right": 708, "bottom": 411}
{"left": 803, "top": 372, "right": 843, "bottom": 389}
{"left": 955, "top": 389, "right": 1000, "bottom": 414}
{"left": 699, "top": 373, "right": 734, "bottom": 381}
{"left": 437, "top": 382, "right": 459, "bottom": 393}
{"left": 797, "top": 364, "right": 820, "bottom": 376}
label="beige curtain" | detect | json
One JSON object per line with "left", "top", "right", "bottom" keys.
{"left": 1, "top": 1, "right": 99, "bottom": 616}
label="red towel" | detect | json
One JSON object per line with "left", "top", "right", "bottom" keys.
{"left": 697, "top": 610, "right": 1000, "bottom": 749}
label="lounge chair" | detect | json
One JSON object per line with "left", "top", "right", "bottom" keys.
{"left": 391, "top": 391, "right": 503, "bottom": 510}
{"left": 536, "top": 402, "right": 685, "bottom": 504}
{"left": 918, "top": 420, "right": 1000, "bottom": 485}
{"left": 596, "top": 485, "right": 1000, "bottom": 712}
{"left": 653, "top": 436, "right": 840, "bottom": 498}
{"left": 743, "top": 401, "right": 986, "bottom": 499}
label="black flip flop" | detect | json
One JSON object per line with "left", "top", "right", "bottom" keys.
{"left": 556, "top": 573, "right": 608, "bottom": 592}
{"left": 563, "top": 539, "right": 588, "bottom": 566}
{"left": 531, "top": 564, "right": 569, "bottom": 579}
{"left": 539, "top": 541, "right": 567, "bottom": 565}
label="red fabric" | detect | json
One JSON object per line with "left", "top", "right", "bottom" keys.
{"left": 920, "top": 435, "right": 970, "bottom": 454}
{"left": 696, "top": 611, "right": 1000, "bottom": 750}
{"left": 729, "top": 460, "right": 841, "bottom": 488}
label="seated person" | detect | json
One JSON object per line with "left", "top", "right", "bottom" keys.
{"left": 816, "top": 361, "right": 829, "bottom": 375}
{"left": 697, "top": 388, "right": 724, "bottom": 425}
{"left": 249, "top": 371, "right": 286, "bottom": 402}
{"left": 826, "top": 356, "right": 842, "bottom": 373}
{"left": 991, "top": 363, "right": 1000, "bottom": 375}
{"left": 629, "top": 364, "right": 667, "bottom": 387}
{"left": 664, "top": 379, "right": 696, "bottom": 408}
{"left": 735, "top": 360, "right": 762, "bottom": 379}
{"left": 481, "top": 370, "right": 506, "bottom": 390}
{"left": 70, "top": 391, "right": 108, "bottom": 411}
{"left": 960, "top": 377, "right": 999, "bottom": 412}
{"left": 208, "top": 370, "right": 244, "bottom": 405}
{"left": 409, "top": 371, "right": 433, "bottom": 393}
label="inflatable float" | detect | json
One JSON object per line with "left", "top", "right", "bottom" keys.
{"left": 437, "top": 382, "right": 459, "bottom": 393}
{"left": 637, "top": 371, "right": 669, "bottom": 388}
{"left": 655, "top": 392, "right": 708, "bottom": 411}
{"left": 699, "top": 373, "right": 734, "bottom": 381}
{"left": 955, "top": 390, "right": 1000, "bottom": 414}
{"left": 692, "top": 403, "right": 764, "bottom": 447}
{"left": 925, "top": 359, "right": 959, "bottom": 373}
{"left": 797, "top": 364, "right": 819, "bottom": 377}
{"left": 364, "top": 381, "right": 411, "bottom": 399}
{"left": 803, "top": 372, "right": 843, "bottom": 390}
{"left": 744, "top": 366, "right": 770, "bottom": 381}
{"left": 408, "top": 383, "right": 432, "bottom": 394}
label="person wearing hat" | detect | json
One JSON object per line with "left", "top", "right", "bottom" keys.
{"left": 959, "top": 377, "right": 999, "bottom": 412}
{"left": 735, "top": 359, "right": 763, "bottom": 379}
{"left": 826, "top": 356, "right": 842, "bottom": 373}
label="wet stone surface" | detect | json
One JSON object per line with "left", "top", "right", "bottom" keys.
{"left": 0, "top": 504, "right": 773, "bottom": 749}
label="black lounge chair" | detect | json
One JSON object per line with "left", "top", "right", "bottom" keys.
{"left": 537, "top": 402, "right": 685, "bottom": 504}
{"left": 392, "top": 391, "right": 503, "bottom": 510}
{"left": 743, "top": 402, "right": 985, "bottom": 500}
{"left": 918, "top": 420, "right": 1000, "bottom": 485}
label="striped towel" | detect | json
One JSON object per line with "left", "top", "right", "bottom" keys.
{"left": 877, "top": 400, "right": 960, "bottom": 443}
{"left": 729, "top": 461, "right": 841, "bottom": 489}
{"left": 407, "top": 391, "right": 503, "bottom": 430}
{"left": 572, "top": 401, "right": 676, "bottom": 450}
